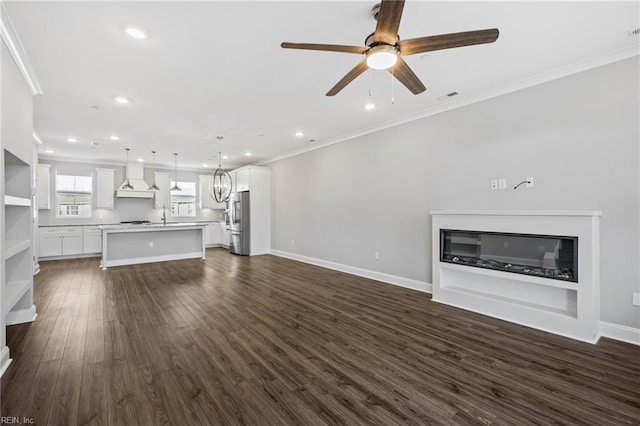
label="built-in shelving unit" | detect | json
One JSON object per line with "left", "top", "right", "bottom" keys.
{"left": 3, "top": 150, "right": 36, "bottom": 327}
{"left": 1, "top": 7, "right": 41, "bottom": 376}
{"left": 431, "top": 210, "right": 600, "bottom": 343}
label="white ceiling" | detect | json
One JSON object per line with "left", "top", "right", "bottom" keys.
{"left": 4, "top": 1, "right": 639, "bottom": 170}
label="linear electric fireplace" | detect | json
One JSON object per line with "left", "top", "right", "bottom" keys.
{"left": 440, "top": 229, "right": 578, "bottom": 282}
{"left": 431, "top": 210, "right": 601, "bottom": 343}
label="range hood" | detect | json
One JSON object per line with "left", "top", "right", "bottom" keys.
{"left": 116, "top": 162, "right": 155, "bottom": 198}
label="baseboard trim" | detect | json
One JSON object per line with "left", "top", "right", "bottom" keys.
{"left": 599, "top": 321, "right": 640, "bottom": 346}
{"left": 271, "top": 250, "right": 432, "bottom": 294}
{"left": 0, "top": 346, "right": 12, "bottom": 377}
{"left": 39, "top": 253, "right": 101, "bottom": 261}
{"left": 6, "top": 304, "right": 37, "bottom": 326}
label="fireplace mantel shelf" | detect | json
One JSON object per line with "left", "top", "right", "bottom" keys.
{"left": 431, "top": 210, "right": 602, "bottom": 217}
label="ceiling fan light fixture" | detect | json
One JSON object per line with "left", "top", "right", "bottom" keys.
{"left": 366, "top": 45, "right": 398, "bottom": 70}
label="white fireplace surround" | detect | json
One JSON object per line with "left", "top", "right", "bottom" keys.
{"left": 431, "top": 210, "right": 601, "bottom": 343}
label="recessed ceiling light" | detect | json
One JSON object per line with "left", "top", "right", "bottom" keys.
{"left": 67, "top": 137, "right": 77, "bottom": 143}
{"left": 364, "top": 103, "right": 376, "bottom": 110}
{"left": 110, "top": 135, "right": 120, "bottom": 141}
{"left": 113, "top": 96, "right": 130, "bottom": 104}
{"left": 45, "top": 149, "right": 54, "bottom": 154}
{"left": 295, "top": 131, "right": 304, "bottom": 137}
{"left": 137, "top": 158, "right": 144, "bottom": 162}
{"left": 245, "top": 152, "right": 252, "bottom": 157}
{"left": 125, "top": 25, "right": 148, "bottom": 40}
{"left": 222, "top": 155, "right": 229, "bottom": 160}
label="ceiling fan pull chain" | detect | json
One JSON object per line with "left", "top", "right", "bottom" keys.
{"left": 368, "top": 68, "right": 373, "bottom": 97}
{"left": 391, "top": 66, "right": 395, "bottom": 105}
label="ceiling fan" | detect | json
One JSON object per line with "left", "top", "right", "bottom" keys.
{"left": 281, "top": 0, "right": 499, "bottom": 96}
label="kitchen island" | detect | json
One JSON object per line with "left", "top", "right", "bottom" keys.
{"left": 99, "top": 223, "right": 206, "bottom": 269}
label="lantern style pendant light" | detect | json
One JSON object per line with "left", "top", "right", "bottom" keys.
{"left": 148, "top": 150, "right": 160, "bottom": 190}
{"left": 170, "top": 152, "right": 182, "bottom": 191}
{"left": 122, "top": 148, "right": 135, "bottom": 190}
{"left": 209, "top": 136, "right": 232, "bottom": 203}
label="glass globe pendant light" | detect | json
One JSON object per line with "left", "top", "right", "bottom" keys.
{"left": 148, "top": 150, "right": 160, "bottom": 190}
{"left": 170, "top": 152, "right": 182, "bottom": 191}
{"left": 209, "top": 136, "right": 232, "bottom": 203}
{"left": 122, "top": 148, "right": 135, "bottom": 190}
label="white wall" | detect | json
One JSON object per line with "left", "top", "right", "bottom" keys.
{"left": 269, "top": 57, "right": 640, "bottom": 330}
{"left": 37, "top": 159, "right": 224, "bottom": 225}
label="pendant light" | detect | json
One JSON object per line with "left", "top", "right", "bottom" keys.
{"left": 122, "top": 148, "right": 134, "bottom": 190}
{"left": 209, "top": 136, "right": 232, "bottom": 203}
{"left": 170, "top": 152, "right": 182, "bottom": 191}
{"left": 148, "top": 150, "right": 160, "bottom": 190}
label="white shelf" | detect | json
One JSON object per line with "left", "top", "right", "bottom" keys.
{"left": 444, "top": 285, "right": 577, "bottom": 318}
{"left": 4, "top": 240, "right": 30, "bottom": 260}
{"left": 4, "top": 195, "right": 31, "bottom": 207}
{"left": 431, "top": 210, "right": 602, "bottom": 217}
{"left": 440, "top": 262, "right": 579, "bottom": 290}
{"left": 3, "top": 280, "right": 31, "bottom": 312}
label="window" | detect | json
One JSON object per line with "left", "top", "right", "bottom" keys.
{"left": 56, "top": 173, "right": 92, "bottom": 218}
{"left": 170, "top": 181, "right": 196, "bottom": 217}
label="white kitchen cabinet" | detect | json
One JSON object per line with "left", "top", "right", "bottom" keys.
{"left": 154, "top": 172, "right": 171, "bottom": 209}
{"left": 203, "top": 222, "right": 224, "bottom": 247}
{"left": 96, "top": 168, "right": 115, "bottom": 209}
{"left": 39, "top": 227, "right": 83, "bottom": 257}
{"left": 36, "top": 163, "right": 51, "bottom": 209}
{"left": 82, "top": 226, "right": 102, "bottom": 254}
{"left": 209, "top": 222, "right": 223, "bottom": 246}
{"left": 235, "top": 169, "right": 250, "bottom": 192}
{"left": 198, "top": 175, "right": 226, "bottom": 210}
{"left": 221, "top": 227, "right": 230, "bottom": 248}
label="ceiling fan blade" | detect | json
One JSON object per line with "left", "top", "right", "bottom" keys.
{"left": 326, "top": 60, "right": 369, "bottom": 96}
{"left": 281, "top": 42, "right": 367, "bottom": 55}
{"left": 388, "top": 57, "right": 426, "bottom": 94}
{"left": 373, "top": 0, "right": 405, "bottom": 45}
{"left": 398, "top": 29, "right": 499, "bottom": 56}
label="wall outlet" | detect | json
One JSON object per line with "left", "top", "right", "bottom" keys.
{"left": 374, "top": 251, "right": 380, "bottom": 260}
{"left": 633, "top": 292, "right": 640, "bottom": 306}
{"left": 526, "top": 177, "right": 534, "bottom": 188}
{"left": 490, "top": 179, "right": 498, "bottom": 190}
{"left": 499, "top": 178, "right": 507, "bottom": 190}
{"left": 149, "top": 241, "right": 154, "bottom": 248}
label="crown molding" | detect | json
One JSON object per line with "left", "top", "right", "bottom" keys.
{"left": 258, "top": 45, "right": 640, "bottom": 166}
{"left": 1, "top": 2, "right": 42, "bottom": 95}
{"left": 38, "top": 154, "right": 211, "bottom": 173}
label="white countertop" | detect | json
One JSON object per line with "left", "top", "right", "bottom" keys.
{"left": 40, "top": 220, "right": 224, "bottom": 228}
{"left": 99, "top": 222, "right": 207, "bottom": 231}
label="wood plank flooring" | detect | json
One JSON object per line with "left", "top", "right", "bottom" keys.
{"left": 2, "top": 248, "right": 640, "bottom": 425}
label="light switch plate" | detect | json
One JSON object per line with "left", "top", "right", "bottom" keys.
{"left": 499, "top": 178, "right": 507, "bottom": 189}
{"left": 633, "top": 292, "right": 640, "bottom": 306}
{"left": 490, "top": 179, "right": 498, "bottom": 190}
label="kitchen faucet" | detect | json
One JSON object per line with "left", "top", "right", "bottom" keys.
{"left": 161, "top": 204, "right": 166, "bottom": 225}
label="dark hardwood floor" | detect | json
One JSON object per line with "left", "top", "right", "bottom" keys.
{"left": 2, "top": 248, "right": 640, "bottom": 425}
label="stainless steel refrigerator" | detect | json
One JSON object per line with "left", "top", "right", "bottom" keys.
{"left": 230, "top": 190, "right": 250, "bottom": 255}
